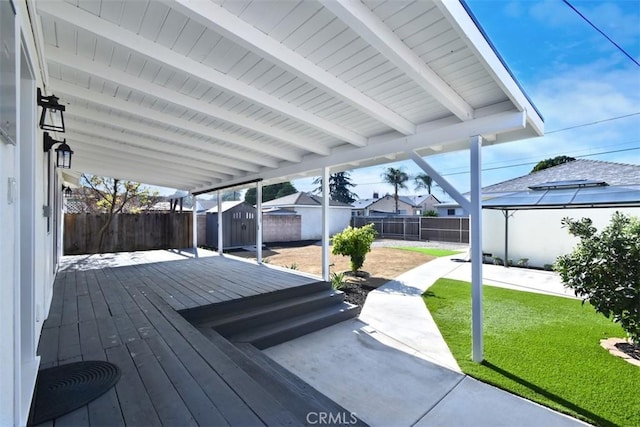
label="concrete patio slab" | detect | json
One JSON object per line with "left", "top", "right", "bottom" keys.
{"left": 443, "top": 262, "right": 577, "bottom": 299}
{"left": 265, "top": 255, "right": 587, "bottom": 426}
{"left": 415, "top": 376, "right": 584, "bottom": 427}
{"left": 264, "top": 319, "right": 465, "bottom": 426}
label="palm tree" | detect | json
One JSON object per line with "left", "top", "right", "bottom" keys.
{"left": 381, "top": 167, "right": 409, "bottom": 213}
{"left": 414, "top": 173, "right": 434, "bottom": 195}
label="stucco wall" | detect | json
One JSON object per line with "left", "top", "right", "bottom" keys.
{"left": 483, "top": 207, "right": 640, "bottom": 267}
{"left": 263, "top": 214, "right": 302, "bottom": 242}
{"left": 297, "top": 207, "right": 353, "bottom": 240}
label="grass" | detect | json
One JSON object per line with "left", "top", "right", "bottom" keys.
{"left": 424, "top": 279, "right": 640, "bottom": 427}
{"left": 393, "top": 247, "right": 463, "bottom": 257}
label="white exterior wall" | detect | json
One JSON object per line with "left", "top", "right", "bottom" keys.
{"left": 298, "top": 207, "right": 353, "bottom": 240}
{"left": 368, "top": 195, "right": 413, "bottom": 214}
{"left": 1, "top": 1, "right": 59, "bottom": 424}
{"left": 483, "top": 207, "right": 640, "bottom": 267}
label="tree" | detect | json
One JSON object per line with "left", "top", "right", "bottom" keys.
{"left": 80, "top": 174, "right": 159, "bottom": 252}
{"left": 244, "top": 181, "right": 297, "bottom": 205}
{"left": 312, "top": 171, "right": 358, "bottom": 204}
{"left": 531, "top": 155, "right": 576, "bottom": 173}
{"left": 381, "top": 167, "right": 409, "bottom": 213}
{"left": 332, "top": 224, "right": 377, "bottom": 273}
{"left": 555, "top": 212, "right": 640, "bottom": 345}
{"left": 414, "top": 173, "right": 435, "bottom": 195}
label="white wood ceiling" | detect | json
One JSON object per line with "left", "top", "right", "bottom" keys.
{"left": 34, "top": 0, "right": 543, "bottom": 192}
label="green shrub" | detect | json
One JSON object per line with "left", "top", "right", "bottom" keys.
{"left": 492, "top": 256, "right": 503, "bottom": 265}
{"left": 330, "top": 272, "right": 347, "bottom": 291}
{"left": 555, "top": 212, "right": 640, "bottom": 345}
{"left": 423, "top": 209, "right": 439, "bottom": 217}
{"left": 517, "top": 258, "right": 529, "bottom": 267}
{"left": 332, "top": 224, "right": 377, "bottom": 272}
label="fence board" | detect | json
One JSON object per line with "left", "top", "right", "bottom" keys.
{"left": 352, "top": 216, "right": 468, "bottom": 243}
{"left": 64, "top": 213, "right": 192, "bottom": 255}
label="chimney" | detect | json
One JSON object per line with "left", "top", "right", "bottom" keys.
{"left": 373, "top": 192, "right": 379, "bottom": 199}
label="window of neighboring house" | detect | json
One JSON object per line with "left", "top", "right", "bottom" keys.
{"left": 415, "top": 209, "right": 421, "bottom": 216}
{"left": 447, "top": 208, "right": 456, "bottom": 216}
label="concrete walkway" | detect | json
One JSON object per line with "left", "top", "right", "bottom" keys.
{"left": 264, "top": 256, "right": 587, "bottom": 426}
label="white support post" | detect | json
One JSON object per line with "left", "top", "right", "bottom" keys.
{"left": 217, "top": 190, "right": 223, "bottom": 255}
{"left": 192, "top": 194, "right": 198, "bottom": 258}
{"left": 256, "top": 181, "right": 263, "bottom": 264}
{"left": 321, "top": 167, "right": 330, "bottom": 281}
{"left": 470, "top": 135, "right": 484, "bottom": 362}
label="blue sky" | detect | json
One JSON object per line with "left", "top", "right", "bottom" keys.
{"left": 292, "top": 0, "right": 640, "bottom": 201}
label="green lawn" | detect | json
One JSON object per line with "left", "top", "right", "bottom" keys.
{"left": 424, "top": 279, "right": 640, "bottom": 427}
{"left": 393, "top": 247, "right": 463, "bottom": 257}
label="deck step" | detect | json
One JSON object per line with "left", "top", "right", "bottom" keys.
{"left": 196, "top": 289, "right": 346, "bottom": 335}
{"left": 197, "top": 329, "right": 367, "bottom": 426}
{"left": 226, "top": 303, "right": 360, "bottom": 349}
{"left": 179, "top": 280, "right": 331, "bottom": 322}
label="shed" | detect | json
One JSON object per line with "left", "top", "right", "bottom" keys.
{"left": 205, "top": 201, "right": 256, "bottom": 249}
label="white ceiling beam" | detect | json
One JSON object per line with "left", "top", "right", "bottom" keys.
{"left": 72, "top": 155, "right": 214, "bottom": 189}
{"left": 435, "top": 0, "right": 544, "bottom": 134}
{"left": 167, "top": 0, "right": 416, "bottom": 136}
{"left": 323, "top": 0, "right": 474, "bottom": 122}
{"left": 193, "top": 110, "right": 526, "bottom": 193}
{"left": 67, "top": 107, "right": 261, "bottom": 173}
{"left": 37, "top": 1, "right": 366, "bottom": 148}
{"left": 65, "top": 127, "right": 239, "bottom": 179}
{"left": 68, "top": 135, "right": 230, "bottom": 182}
{"left": 50, "top": 79, "right": 288, "bottom": 166}
{"left": 45, "top": 48, "right": 330, "bottom": 157}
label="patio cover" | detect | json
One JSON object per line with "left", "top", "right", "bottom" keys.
{"left": 33, "top": 0, "right": 543, "bottom": 191}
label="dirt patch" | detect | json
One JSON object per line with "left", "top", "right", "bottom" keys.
{"left": 230, "top": 244, "right": 435, "bottom": 306}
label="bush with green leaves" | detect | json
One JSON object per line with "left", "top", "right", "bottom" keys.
{"left": 332, "top": 224, "right": 377, "bottom": 273}
{"left": 555, "top": 212, "right": 640, "bottom": 345}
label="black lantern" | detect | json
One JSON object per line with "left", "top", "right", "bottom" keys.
{"left": 62, "top": 185, "right": 73, "bottom": 198}
{"left": 44, "top": 132, "right": 74, "bottom": 169}
{"left": 37, "top": 88, "right": 66, "bottom": 132}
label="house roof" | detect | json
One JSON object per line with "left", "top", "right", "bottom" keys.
{"left": 262, "top": 192, "right": 352, "bottom": 208}
{"left": 34, "top": 0, "right": 542, "bottom": 193}
{"left": 483, "top": 159, "right": 640, "bottom": 193}
{"left": 205, "top": 200, "right": 247, "bottom": 213}
{"left": 437, "top": 159, "right": 640, "bottom": 209}
{"left": 352, "top": 194, "right": 440, "bottom": 209}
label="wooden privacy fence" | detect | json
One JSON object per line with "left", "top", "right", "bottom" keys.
{"left": 64, "top": 213, "right": 192, "bottom": 255}
{"left": 352, "top": 216, "right": 469, "bottom": 243}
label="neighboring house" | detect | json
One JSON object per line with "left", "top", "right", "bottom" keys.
{"left": 352, "top": 193, "right": 440, "bottom": 216}
{"left": 436, "top": 202, "right": 469, "bottom": 217}
{"left": 405, "top": 194, "right": 441, "bottom": 215}
{"left": 261, "top": 192, "right": 353, "bottom": 240}
{"left": 352, "top": 194, "right": 414, "bottom": 216}
{"left": 480, "top": 159, "right": 640, "bottom": 267}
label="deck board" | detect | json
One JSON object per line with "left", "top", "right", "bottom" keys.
{"left": 35, "top": 253, "right": 328, "bottom": 426}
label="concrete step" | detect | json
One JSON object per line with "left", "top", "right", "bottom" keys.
{"left": 197, "top": 328, "right": 367, "bottom": 426}
{"left": 228, "top": 303, "right": 360, "bottom": 349}
{"left": 196, "top": 289, "right": 346, "bottom": 336}
{"left": 179, "top": 280, "right": 331, "bottom": 322}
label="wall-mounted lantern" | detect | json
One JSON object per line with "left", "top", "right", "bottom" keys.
{"left": 37, "top": 88, "right": 66, "bottom": 132}
{"left": 44, "top": 132, "right": 73, "bottom": 169}
{"left": 62, "top": 185, "right": 73, "bottom": 198}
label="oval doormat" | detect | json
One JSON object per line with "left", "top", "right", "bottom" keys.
{"left": 30, "top": 361, "right": 121, "bottom": 425}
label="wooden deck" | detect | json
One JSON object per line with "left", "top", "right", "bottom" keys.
{"left": 36, "top": 255, "right": 355, "bottom": 426}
